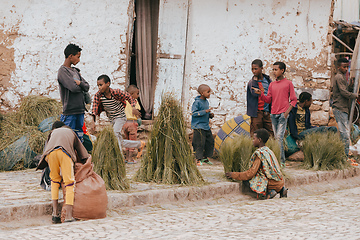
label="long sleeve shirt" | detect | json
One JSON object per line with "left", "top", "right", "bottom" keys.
{"left": 260, "top": 78, "right": 297, "bottom": 115}
{"left": 36, "top": 127, "right": 89, "bottom": 170}
{"left": 191, "top": 96, "right": 211, "bottom": 130}
{"left": 246, "top": 74, "right": 271, "bottom": 117}
{"left": 58, "top": 66, "right": 90, "bottom": 115}
{"left": 230, "top": 157, "right": 284, "bottom": 192}
{"left": 288, "top": 104, "right": 312, "bottom": 140}
{"left": 91, "top": 88, "right": 137, "bottom": 117}
{"left": 332, "top": 72, "right": 357, "bottom": 114}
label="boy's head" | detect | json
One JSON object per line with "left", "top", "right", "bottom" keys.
{"left": 337, "top": 58, "right": 349, "bottom": 74}
{"left": 273, "top": 61, "right": 286, "bottom": 78}
{"left": 253, "top": 128, "right": 269, "bottom": 147}
{"left": 127, "top": 85, "right": 140, "bottom": 99}
{"left": 52, "top": 121, "right": 65, "bottom": 130}
{"left": 97, "top": 74, "right": 111, "bottom": 93}
{"left": 251, "top": 59, "right": 263, "bottom": 78}
{"left": 64, "top": 43, "right": 82, "bottom": 65}
{"left": 197, "top": 84, "right": 211, "bottom": 99}
{"left": 298, "top": 92, "right": 312, "bottom": 108}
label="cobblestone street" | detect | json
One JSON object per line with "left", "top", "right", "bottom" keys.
{"left": 2, "top": 186, "right": 360, "bottom": 239}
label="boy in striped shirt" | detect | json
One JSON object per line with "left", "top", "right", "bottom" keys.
{"left": 90, "top": 75, "right": 145, "bottom": 160}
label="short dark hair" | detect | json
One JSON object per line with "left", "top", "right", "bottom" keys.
{"left": 52, "top": 121, "right": 65, "bottom": 130}
{"left": 127, "top": 84, "right": 139, "bottom": 93}
{"left": 254, "top": 128, "right": 270, "bottom": 143}
{"left": 273, "top": 61, "right": 286, "bottom": 72}
{"left": 64, "top": 43, "right": 82, "bottom": 58}
{"left": 97, "top": 74, "right": 111, "bottom": 84}
{"left": 337, "top": 57, "right": 349, "bottom": 66}
{"left": 252, "top": 59, "right": 263, "bottom": 68}
{"left": 299, "top": 92, "right": 312, "bottom": 103}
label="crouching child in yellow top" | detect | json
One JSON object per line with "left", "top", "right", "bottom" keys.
{"left": 36, "top": 121, "right": 90, "bottom": 223}
{"left": 122, "top": 85, "right": 142, "bottom": 164}
{"left": 226, "top": 128, "right": 287, "bottom": 200}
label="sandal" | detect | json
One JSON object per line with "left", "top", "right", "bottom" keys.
{"left": 64, "top": 218, "right": 76, "bottom": 223}
{"left": 52, "top": 215, "right": 61, "bottom": 224}
{"left": 279, "top": 187, "right": 288, "bottom": 198}
{"left": 267, "top": 190, "right": 277, "bottom": 199}
{"left": 201, "top": 158, "right": 213, "bottom": 165}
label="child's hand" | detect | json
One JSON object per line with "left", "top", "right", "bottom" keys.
{"left": 225, "top": 172, "right": 232, "bottom": 179}
{"left": 132, "top": 108, "right": 141, "bottom": 118}
{"left": 209, "top": 112, "right": 214, "bottom": 119}
{"left": 205, "top": 108, "right": 212, "bottom": 113}
{"left": 74, "top": 80, "right": 81, "bottom": 85}
{"left": 251, "top": 87, "right": 261, "bottom": 95}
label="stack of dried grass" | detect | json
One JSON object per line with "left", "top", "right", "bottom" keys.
{"left": 135, "top": 94, "right": 204, "bottom": 185}
{"left": 220, "top": 135, "right": 254, "bottom": 173}
{"left": 0, "top": 96, "right": 61, "bottom": 171}
{"left": 302, "top": 132, "right": 349, "bottom": 170}
{"left": 220, "top": 135, "right": 281, "bottom": 173}
{"left": 92, "top": 126, "right": 129, "bottom": 190}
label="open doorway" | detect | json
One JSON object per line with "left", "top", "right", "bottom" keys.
{"left": 129, "top": 0, "right": 160, "bottom": 120}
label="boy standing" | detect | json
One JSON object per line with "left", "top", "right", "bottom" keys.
{"left": 332, "top": 58, "right": 357, "bottom": 156}
{"left": 36, "top": 121, "right": 89, "bottom": 223}
{"left": 247, "top": 59, "right": 273, "bottom": 136}
{"left": 226, "top": 128, "right": 287, "bottom": 200}
{"left": 90, "top": 75, "right": 145, "bottom": 159}
{"left": 253, "top": 62, "right": 297, "bottom": 167}
{"left": 122, "top": 85, "right": 142, "bottom": 164}
{"left": 58, "top": 43, "right": 90, "bottom": 142}
{"left": 191, "top": 84, "right": 214, "bottom": 166}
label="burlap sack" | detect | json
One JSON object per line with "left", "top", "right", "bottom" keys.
{"left": 61, "top": 156, "right": 107, "bottom": 222}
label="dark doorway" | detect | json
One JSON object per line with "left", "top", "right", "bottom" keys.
{"left": 129, "top": 0, "right": 160, "bottom": 120}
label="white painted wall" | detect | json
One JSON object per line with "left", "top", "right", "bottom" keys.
{"left": 334, "top": 0, "right": 359, "bottom": 22}
{"left": 181, "top": 0, "right": 333, "bottom": 128}
{"left": 1, "top": 0, "right": 334, "bottom": 130}
{"left": 0, "top": 0, "right": 131, "bottom": 110}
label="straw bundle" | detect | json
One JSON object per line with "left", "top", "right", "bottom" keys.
{"left": 302, "top": 132, "right": 349, "bottom": 170}
{"left": 266, "top": 137, "right": 281, "bottom": 163}
{"left": 220, "top": 135, "right": 255, "bottom": 173}
{"left": 135, "top": 94, "right": 204, "bottom": 185}
{"left": 92, "top": 126, "right": 129, "bottom": 190}
{"left": 220, "top": 135, "right": 281, "bottom": 174}
{"left": 0, "top": 96, "right": 61, "bottom": 170}
{"left": 19, "top": 95, "right": 62, "bottom": 126}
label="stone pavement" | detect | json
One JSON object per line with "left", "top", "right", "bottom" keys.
{"left": 1, "top": 159, "right": 360, "bottom": 222}
{"left": 1, "top": 184, "right": 360, "bottom": 239}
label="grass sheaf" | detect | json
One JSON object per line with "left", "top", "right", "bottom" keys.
{"left": 302, "top": 132, "right": 349, "bottom": 170}
{"left": 0, "top": 96, "right": 61, "bottom": 153}
{"left": 135, "top": 94, "right": 204, "bottom": 185}
{"left": 220, "top": 135, "right": 281, "bottom": 173}
{"left": 92, "top": 126, "right": 129, "bottom": 190}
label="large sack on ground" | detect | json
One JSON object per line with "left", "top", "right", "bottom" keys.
{"left": 62, "top": 156, "right": 108, "bottom": 221}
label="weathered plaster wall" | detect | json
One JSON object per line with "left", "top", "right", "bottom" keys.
{"left": 0, "top": 0, "right": 132, "bottom": 112}
{"left": 183, "top": 0, "right": 334, "bottom": 130}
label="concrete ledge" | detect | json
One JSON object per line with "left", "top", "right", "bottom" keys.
{"left": 1, "top": 167, "right": 360, "bottom": 221}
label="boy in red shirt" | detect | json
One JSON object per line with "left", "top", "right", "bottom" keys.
{"left": 253, "top": 62, "right": 297, "bottom": 167}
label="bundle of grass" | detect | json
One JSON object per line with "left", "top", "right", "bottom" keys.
{"left": 266, "top": 137, "right": 281, "bottom": 163}
{"left": 28, "top": 129, "right": 48, "bottom": 154}
{"left": 302, "top": 131, "right": 349, "bottom": 170}
{"left": 220, "top": 135, "right": 255, "bottom": 173}
{"left": 92, "top": 126, "right": 129, "bottom": 190}
{"left": 135, "top": 94, "right": 204, "bottom": 185}
{"left": 18, "top": 95, "right": 62, "bottom": 126}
